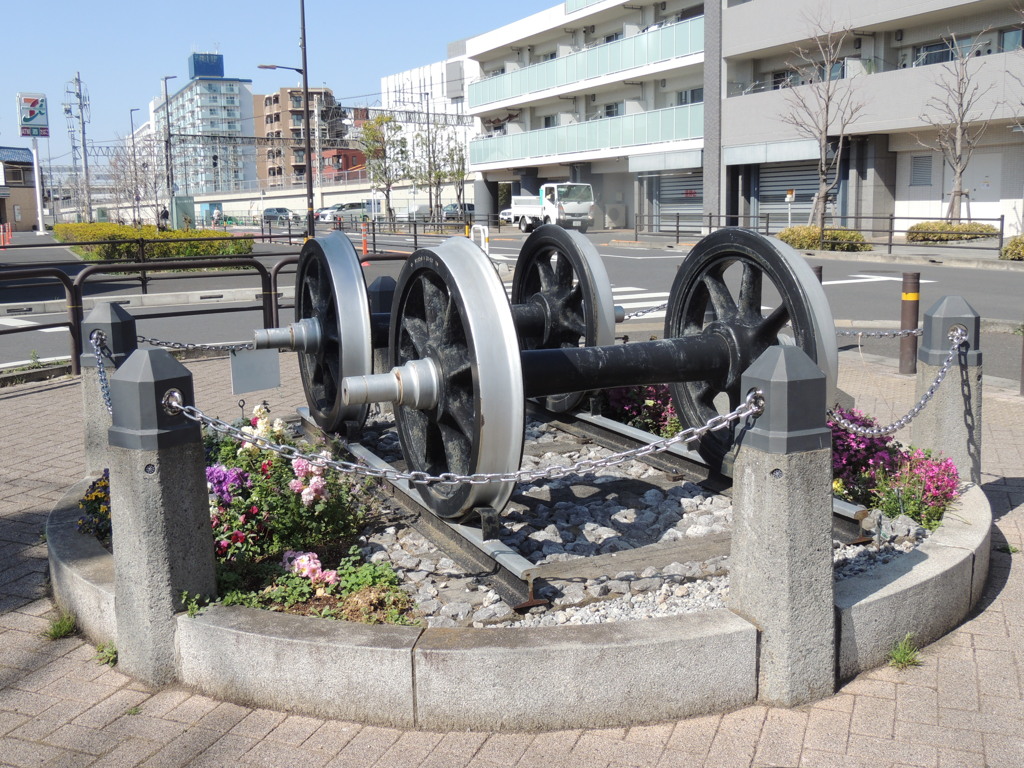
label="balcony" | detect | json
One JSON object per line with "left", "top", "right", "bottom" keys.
{"left": 469, "top": 17, "right": 704, "bottom": 109}
{"left": 469, "top": 103, "right": 702, "bottom": 166}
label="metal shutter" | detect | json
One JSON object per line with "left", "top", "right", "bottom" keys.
{"left": 656, "top": 172, "right": 704, "bottom": 232}
{"left": 756, "top": 162, "right": 818, "bottom": 231}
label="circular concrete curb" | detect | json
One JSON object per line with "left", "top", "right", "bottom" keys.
{"left": 47, "top": 479, "right": 991, "bottom": 731}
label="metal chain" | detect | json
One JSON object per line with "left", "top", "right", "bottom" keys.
{"left": 137, "top": 335, "right": 255, "bottom": 352}
{"left": 89, "top": 330, "right": 114, "bottom": 415}
{"left": 835, "top": 328, "right": 924, "bottom": 339}
{"left": 829, "top": 327, "right": 968, "bottom": 437}
{"left": 623, "top": 302, "right": 669, "bottom": 321}
{"left": 167, "top": 389, "right": 765, "bottom": 487}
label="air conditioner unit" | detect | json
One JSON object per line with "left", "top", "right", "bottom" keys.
{"left": 605, "top": 203, "right": 627, "bottom": 229}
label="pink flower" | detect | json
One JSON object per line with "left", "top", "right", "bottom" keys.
{"left": 288, "top": 478, "right": 305, "bottom": 494}
{"left": 291, "top": 457, "right": 312, "bottom": 479}
{"left": 317, "top": 569, "right": 338, "bottom": 585}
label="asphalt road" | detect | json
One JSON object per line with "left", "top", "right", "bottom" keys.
{"left": 1, "top": 228, "right": 1021, "bottom": 385}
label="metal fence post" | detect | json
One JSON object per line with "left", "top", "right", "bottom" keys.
{"left": 899, "top": 272, "right": 921, "bottom": 375}
{"left": 81, "top": 303, "right": 138, "bottom": 476}
{"left": 912, "top": 296, "right": 982, "bottom": 484}
{"left": 729, "top": 345, "right": 834, "bottom": 706}
{"left": 106, "top": 348, "right": 217, "bottom": 685}
{"left": 887, "top": 214, "right": 895, "bottom": 255}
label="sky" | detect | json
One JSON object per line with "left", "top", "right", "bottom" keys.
{"left": 0, "top": 0, "right": 559, "bottom": 166}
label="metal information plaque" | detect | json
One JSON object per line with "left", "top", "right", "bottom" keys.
{"left": 230, "top": 348, "right": 281, "bottom": 395}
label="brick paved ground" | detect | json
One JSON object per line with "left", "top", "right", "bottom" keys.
{"left": 0, "top": 350, "right": 1021, "bottom": 768}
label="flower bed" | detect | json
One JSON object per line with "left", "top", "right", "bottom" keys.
{"left": 78, "top": 404, "right": 416, "bottom": 625}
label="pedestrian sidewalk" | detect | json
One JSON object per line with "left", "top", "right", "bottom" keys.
{"left": 0, "top": 348, "right": 1021, "bottom": 768}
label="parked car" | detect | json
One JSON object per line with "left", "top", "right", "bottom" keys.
{"left": 499, "top": 208, "right": 513, "bottom": 224}
{"left": 263, "top": 207, "right": 300, "bottom": 225}
{"left": 320, "top": 202, "right": 370, "bottom": 226}
{"left": 443, "top": 203, "right": 475, "bottom": 220}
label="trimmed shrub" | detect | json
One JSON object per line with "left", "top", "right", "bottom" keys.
{"left": 1000, "top": 234, "right": 1024, "bottom": 261}
{"left": 905, "top": 221, "right": 1000, "bottom": 242}
{"left": 51, "top": 222, "right": 253, "bottom": 261}
{"left": 776, "top": 225, "right": 871, "bottom": 252}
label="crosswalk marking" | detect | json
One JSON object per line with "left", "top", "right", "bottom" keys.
{"left": 0, "top": 317, "right": 65, "bottom": 333}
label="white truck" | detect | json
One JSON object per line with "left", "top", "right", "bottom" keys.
{"left": 510, "top": 182, "right": 595, "bottom": 234}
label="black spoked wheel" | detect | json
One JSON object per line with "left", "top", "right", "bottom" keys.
{"left": 665, "top": 229, "right": 837, "bottom": 470}
{"left": 295, "top": 233, "right": 372, "bottom": 433}
{"left": 391, "top": 238, "right": 524, "bottom": 519}
{"left": 510, "top": 225, "right": 615, "bottom": 412}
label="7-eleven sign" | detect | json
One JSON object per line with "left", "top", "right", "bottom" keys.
{"left": 17, "top": 93, "right": 49, "bottom": 137}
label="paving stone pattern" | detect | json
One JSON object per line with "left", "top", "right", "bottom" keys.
{"left": 1, "top": 350, "right": 1022, "bottom": 767}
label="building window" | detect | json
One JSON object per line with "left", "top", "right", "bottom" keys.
{"left": 1000, "top": 28, "right": 1023, "bottom": 52}
{"left": 5, "top": 167, "right": 24, "bottom": 184}
{"left": 543, "top": 114, "right": 558, "bottom": 128}
{"left": 604, "top": 103, "right": 621, "bottom": 118}
{"left": 771, "top": 71, "right": 796, "bottom": 89}
{"left": 604, "top": 32, "right": 623, "bottom": 44}
{"left": 910, "top": 155, "right": 932, "bottom": 186}
{"left": 678, "top": 88, "right": 704, "bottom": 105}
{"left": 538, "top": 51, "right": 557, "bottom": 62}
{"left": 913, "top": 38, "right": 971, "bottom": 67}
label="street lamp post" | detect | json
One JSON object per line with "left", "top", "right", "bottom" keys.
{"left": 258, "top": 0, "right": 315, "bottom": 239}
{"left": 129, "top": 108, "right": 141, "bottom": 226}
{"left": 161, "top": 75, "right": 178, "bottom": 228}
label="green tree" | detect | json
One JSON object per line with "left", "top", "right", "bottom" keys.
{"left": 444, "top": 136, "right": 469, "bottom": 213}
{"left": 358, "top": 115, "right": 408, "bottom": 222}
{"left": 410, "top": 122, "right": 446, "bottom": 220}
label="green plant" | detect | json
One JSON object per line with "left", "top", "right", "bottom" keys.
{"left": 997, "top": 544, "right": 1020, "bottom": 554}
{"left": 181, "top": 591, "right": 211, "bottom": 618}
{"left": 95, "top": 643, "right": 118, "bottom": 666}
{"left": 28, "top": 350, "right": 43, "bottom": 370}
{"left": 1001, "top": 235, "right": 1024, "bottom": 261}
{"left": 51, "top": 222, "right": 253, "bottom": 261}
{"left": 776, "top": 225, "right": 871, "bottom": 252}
{"left": 887, "top": 632, "right": 923, "bottom": 670}
{"left": 43, "top": 612, "right": 77, "bottom": 640}
{"left": 906, "top": 221, "right": 1000, "bottom": 243}
{"left": 125, "top": 706, "right": 142, "bottom": 716}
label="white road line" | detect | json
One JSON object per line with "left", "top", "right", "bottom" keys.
{"left": 0, "top": 318, "right": 37, "bottom": 328}
{"left": 823, "top": 274, "right": 937, "bottom": 286}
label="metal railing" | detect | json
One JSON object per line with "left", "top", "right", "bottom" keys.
{"left": 816, "top": 214, "right": 1005, "bottom": 254}
{"left": 634, "top": 213, "right": 771, "bottom": 243}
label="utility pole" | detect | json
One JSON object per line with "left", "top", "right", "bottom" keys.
{"left": 129, "top": 108, "right": 141, "bottom": 225}
{"left": 73, "top": 73, "right": 93, "bottom": 223}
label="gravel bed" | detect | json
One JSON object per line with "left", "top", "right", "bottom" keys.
{"left": 357, "top": 418, "right": 930, "bottom": 628}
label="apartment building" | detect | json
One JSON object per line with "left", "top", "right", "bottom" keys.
{"left": 149, "top": 54, "right": 258, "bottom": 197}
{"left": 436, "top": 0, "right": 1023, "bottom": 234}
{"left": 253, "top": 86, "right": 357, "bottom": 189}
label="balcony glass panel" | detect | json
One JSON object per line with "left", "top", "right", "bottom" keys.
{"left": 565, "top": 0, "right": 604, "bottom": 11}
{"left": 469, "top": 17, "right": 704, "bottom": 108}
{"left": 469, "top": 103, "right": 702, "bottom": 164}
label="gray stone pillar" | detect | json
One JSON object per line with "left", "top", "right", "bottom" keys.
{"left": 107, "top": 348, "right": 217, "bottom": 686}
{"left": 81, "top": 303, "right": 137, "bottom": 476}
{"left": 728, "top": 345, "right": 835, "bottom": 707}
{"left": 911, "top": 296, "right": 982, "bottom": 485}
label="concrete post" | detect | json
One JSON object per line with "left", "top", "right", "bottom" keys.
{"left": 80, "top": 303, "right": 137, "bottom": 476}
{"left": 727, "top": 345, "right": 835, "bottom": 707}
{"left": 911, "top": 296, "right": 982, "bottom": 484}
{"left": 107, "top": 348, "right": 217, "bottom": 686}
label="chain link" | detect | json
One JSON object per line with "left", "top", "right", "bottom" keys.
{"left": 623, "top": 302, "right": 669, "bottom": 321}
{"left": 835, "top": 328, "right": 924, "bottom": 339}
{"left": 137, "top": 335, "right": 255, "bottom": 353}
{"left": 829, "top": 327, "right": 968, "bottom": 437}
{"left": 167, "top": 389, "right": 765, "bottom": 487}
{"left": 89, "top": 330, "right": 114, "bottom": 415}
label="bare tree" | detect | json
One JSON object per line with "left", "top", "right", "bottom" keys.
{"left": 357, "top": 114, "right": 408, "bottom": 222}
{"left": 915, "top": 32, "right": 995, "bottom": 221}
{"left": 779, "top": 19, "right": 865, "bottom": 230}
{"left": 409, "top": 121, "right": 446, "bottom": 219}
{"left": 444, "top": 136, "right": 469, "bottom": 212}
